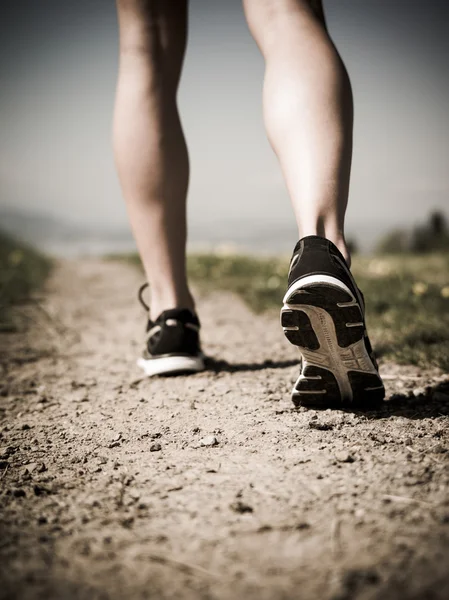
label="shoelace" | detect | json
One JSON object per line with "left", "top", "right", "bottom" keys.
{"left": 138, "top": 283, "right": 150, "bottom": 312}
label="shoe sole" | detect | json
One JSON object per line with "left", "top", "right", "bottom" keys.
{"left": 281, "top": 275, "right": 385, "bottom": 408}
{"left": 137, "top": 355, "right": 205, "bottom": 377}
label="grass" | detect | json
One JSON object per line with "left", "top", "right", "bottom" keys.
{"left": 0, "top": 232, "right": 52, "bottom": 332}
{"left": 125, "top": 251, "right": 449, "bottom": 371}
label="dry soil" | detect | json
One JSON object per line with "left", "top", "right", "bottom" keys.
{"left": 1, "top": 259, "right": 449, "bottom": 600}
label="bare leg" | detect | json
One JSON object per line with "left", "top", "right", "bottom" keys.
{"left": 243, "top": 0, "right": 353, "bottom": 263}
{"left": 113, "top": 0, "right": 194, "bottom": 320}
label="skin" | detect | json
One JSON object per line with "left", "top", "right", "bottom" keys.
{"left": 113, "top": 0, "right": 353, "bottom": 320}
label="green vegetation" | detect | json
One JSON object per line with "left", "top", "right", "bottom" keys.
{"left": 0, "top": 232, "right": 52, "bottom": 332}
{"left": 125, "top": 251, "right": 449, "bottom": 371}
{"left": 376, "top": 211, "right": 449, "bottom": 254}
{"left": 351, "top": 253, "right": 449, "bottom": 371}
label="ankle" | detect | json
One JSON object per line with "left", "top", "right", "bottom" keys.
{"left": 298, "top": 225, "right": 351, "bottom": 267}
{"left": 331, "top": 236, "right": 351, "bottom": 267}
{"left": 149, "top": 287, "right": 196, "bottom": 322}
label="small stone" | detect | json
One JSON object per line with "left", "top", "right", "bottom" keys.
{"left": 25, "top": 462, "right": 47, "bottom": 474}
{"left": 21, "top": 424, "right": 31, "bottom": 430}
{"left": 108, "top": 441, "right": 121, "bottom": 449}
{"left": 413, "top": 388, "right": 426, "bottom": 397}
{"left": 150, "top": 443, "right": 162, "bottom": 452}
{"left": 121, "top": 517, "right": 134, "bottom": 529}
{"left": 336, "top": 567, "right": 380, "bottom": 595}
{"left": 38, "top": 535, "right": 50, "bottom": 544}
{"left": 230, "top": 500, "right": 253, "bottom": 514}
{"left": 128, "top": 489, "right": 141, "bottom": 501}
{"left": 33, "top": 484, "right": 50, "bottom": 496}
{"left": 335, "top": 450, "right": 355, "bottom": 463}
{"left": 200, "top": 436, "right": 218, "bottom": 447}
{"left": 309, "top": 421, "right": 333, "bottom": 431}
{"left": 432, "top": 444, "right": 447, "bottom": 454}
{"left": 0, "top": 446, "right": 14, "bottom": 459}
{"left": 295, "top": 522, "right": 311, "bottom": 530}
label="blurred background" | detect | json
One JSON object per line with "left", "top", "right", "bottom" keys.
{"left": 1, "top": 0, "right": 449, "bottom": 256}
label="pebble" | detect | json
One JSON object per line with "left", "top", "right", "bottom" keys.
{"left": 150, "top": 443, "right": 162, "bottom": 452}
{"left": 230, "top": 500, "right": 253, "bottom": 514}
{"left": 335, "top": 450, "right": 355, "bottom": 463}
{"left": 200, "top": 436, "right": 218, "bottom": 447}
{"left": 309, "top": 421, "right": 333, "bottom": 431}
{"left": 25, "top": 462, "right": 47, "bottom": 474}
{"left": 432, "top": 444, "right": 447, "bottom": 454}
{"left": 0, "top": 446, "right": 14, "bottom": 459}
{"left": 413, "top": 388, "right": 426, "bottom": 397}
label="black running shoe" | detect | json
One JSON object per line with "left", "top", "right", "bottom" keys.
{"left": 137, "top": 284, "right": 205, "bottom": 376}
{"left": 281, "top": 235, "right": 384, "bottom": 408}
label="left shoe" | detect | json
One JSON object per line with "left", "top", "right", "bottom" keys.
{"left": 281, "top": 235, "right": 385, "bottom": 408}
{"left": 136, "top": 283, "right": 205, "bottom": 377}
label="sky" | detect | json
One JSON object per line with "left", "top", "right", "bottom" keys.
{"left": 1, "top": 0, "right": 449, "bottom": 252}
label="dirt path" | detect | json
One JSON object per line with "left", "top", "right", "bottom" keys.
{"left": 1, "top": 259, "right": 449, "bottom": 600}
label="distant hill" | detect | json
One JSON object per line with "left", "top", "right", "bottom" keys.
{"left": 0, "top": 207, "right": 135, "bottom": 257}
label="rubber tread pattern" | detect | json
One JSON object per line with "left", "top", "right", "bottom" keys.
{"left": 281, "top": 309, "right": 320, "bottom": 350}
{"left": 287, "top": 284, "right": 364, "bottom": 348}
{"left": 283, "top": 283, "right": 385, "bottom": 409}
{"left": 292, "top": 365, "right": 340, "bottom": 409}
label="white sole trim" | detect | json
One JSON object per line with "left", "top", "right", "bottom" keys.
{"left": 283, "top": 274, "right": 354, "bottom": 304}
{"left": 137, "top": 355, "right": 205, "bottom": 377}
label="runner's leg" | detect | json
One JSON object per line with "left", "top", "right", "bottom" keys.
{"left": 243, "top": 0, "right": 353, "bottom": 263}
{"left": 113, "top": 0, "right": 193, "bottom": 319}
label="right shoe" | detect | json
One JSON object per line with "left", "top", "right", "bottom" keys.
{"left": 281, "top": 235, "right": 385, "bottom": 408}
{"left": 137, "top": 284, "right": 205, "bottom": 377}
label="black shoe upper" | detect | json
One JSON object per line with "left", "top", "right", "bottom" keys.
{"left": 287, "top": 236, "right": 379, "bottom": 369}
{"left": 138, "top": 284, "right": 202, "bottom": 359}
{"left": 145, "top": 308, "right": 202, "bottom": 358}
{"left": 288, "top": 235, "right": 364, "bottom": 312}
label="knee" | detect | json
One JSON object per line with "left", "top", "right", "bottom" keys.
{"left": 244, "top": 0, "right": 326, "bottom": 47}
{"left": 116, "top": 0, "right": 187, "bottom": 82}
{"left": 245, "top": 0, "right": 324, "bottom": 19}
{"left": 117, "top": 1, "right": 163, "bottom": 56}
{"left": 116, "top": 0, "right": 159, "bottom": 16}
